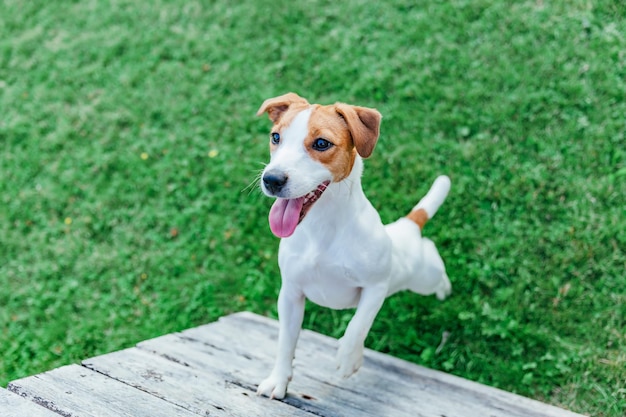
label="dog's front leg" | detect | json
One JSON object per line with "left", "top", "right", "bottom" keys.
{"left": 336, "top": 283, "right": 388, "bottom": 378}
{"left": 257, "top": 284, "right": 305, "bottom": 399}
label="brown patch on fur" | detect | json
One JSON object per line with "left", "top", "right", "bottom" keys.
{"left": 334, "top": 103, "right": 382, "bottom": 158}
{"left": 267, "top": 103, "right": 312, "bottom": 152}
{"left": 256, "top": 93, "right": 311, "bottom": 152}
{"left": 305, "top": 105, "right": 356, "bottom": 182}
{"left": 256, "top": 92, "right": 309, "bottom": 123}
{"left": 407, "top": 208, "right": 429, "bottom": 230}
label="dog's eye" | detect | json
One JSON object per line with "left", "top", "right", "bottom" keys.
{"left": 271, "top": 132, "right": 280, "bottom": 145}
{"left": 312, "top": 138, "right": 333, "bottom": 151}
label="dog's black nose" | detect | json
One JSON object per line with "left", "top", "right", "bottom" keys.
{"left": 263, "top": 170, "right": 288, "bottom": 194}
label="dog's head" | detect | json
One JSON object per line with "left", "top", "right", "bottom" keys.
{"left": 257, "top": 92, "right": 382, "bottom": 238}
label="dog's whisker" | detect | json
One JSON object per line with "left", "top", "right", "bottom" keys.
{"left": 242, "top": 169, "right": 265, "bottom": 194}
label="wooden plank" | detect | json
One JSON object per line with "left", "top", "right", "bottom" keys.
{"left": 8, "top": 364, "right": 197, "bottom": 417}
{"left": 206, "top": 312, "right": 587, "bottom": 417}
{"left": 82, "top": 346, "right": 314, "bottom": 417}
{"left": 135, "top": 330, "right": 405, "bottom": 417}
{"left": 4, "top": 311, "right": 588, "bottom": 417}
{"left": 168, "top": 314, "right": 478, "bottom": 417}
{"left": 0, "top": 387, "right": 60, "bottom": 417}
{"left": 224, "top": 312, "right": 588, "bottom": 417}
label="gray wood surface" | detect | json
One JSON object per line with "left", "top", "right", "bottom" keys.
{"left": 0, "top": 387, "right": 60, "bottom": 417}
{"left": 8, "top": 364, "right": 197, "bottom": 417}
{"left": 4, "top": 311, "right": 587, "bottom": 417}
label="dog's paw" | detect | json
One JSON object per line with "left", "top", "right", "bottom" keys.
{"left": 435, "top": 273, "right": 452, "bottom": 301}
{"left": 256, "top": 374, "right": 289, "bottom": 400}
{"left": 336, "top": 339, "right": 364, "bottom": 378}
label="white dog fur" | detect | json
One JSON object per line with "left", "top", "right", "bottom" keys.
{"left": 256, "top": 92, "right": 451, "bottom": 399}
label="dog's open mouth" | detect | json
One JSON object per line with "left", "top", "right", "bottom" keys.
{"left": 268, "top": 181, "right": 330, "bottom": 238}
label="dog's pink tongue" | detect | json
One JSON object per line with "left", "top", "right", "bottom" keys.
{"left": 269, "top": 197, "right": 304, "bottom": 238}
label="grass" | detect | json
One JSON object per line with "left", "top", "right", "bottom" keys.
{"left": 0, "top": 0, "right": 624, "bottom": 415}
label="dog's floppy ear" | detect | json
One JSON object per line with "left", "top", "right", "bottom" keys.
{"left": 335, "top": 103, "right": 382, "bottom": 158}
{"left": 256, "top": 92, "right": 309, "bottom": 123}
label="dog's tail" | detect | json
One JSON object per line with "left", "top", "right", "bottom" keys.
{"left": 406, "top": 175, "right": 451, "bottom": 230}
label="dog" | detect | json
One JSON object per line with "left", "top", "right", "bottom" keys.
{"left": 255, "top": 92, "right": 451, "bottom": 399}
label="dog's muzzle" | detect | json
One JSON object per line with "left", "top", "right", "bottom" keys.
{"left": 262, "top": 170, "right": 288, "bottom": 195}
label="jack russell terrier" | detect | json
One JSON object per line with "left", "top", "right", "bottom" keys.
{"left": 255, "top": 92, "right": 452, "bottom": 399}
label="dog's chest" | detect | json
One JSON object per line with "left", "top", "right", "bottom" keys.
{"left": 281, "top": 252, "right": 363, "bottom": 309}
{"left": 278, "top": 231, "right": 391, "bottom": 309}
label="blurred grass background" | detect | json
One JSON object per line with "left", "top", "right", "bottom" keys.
{"left": 0, "top": 1, "right": 624, "bottom": 415}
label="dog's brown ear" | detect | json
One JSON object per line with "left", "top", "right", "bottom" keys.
{"left": 335, "top": 103, "right": 382, "bottom": 158}
{"left": 256, "top": 92, "right": 309, "bottom": 123}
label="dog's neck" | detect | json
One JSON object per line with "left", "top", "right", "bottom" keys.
{"left": 296, "top": 155, "right": 369, "bottom": 235}
{"left": 323, "top": 154, "right": 364, "bottom": 201}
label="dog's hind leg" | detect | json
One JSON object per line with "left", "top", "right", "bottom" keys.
{"left": 408, "top": 238, "right": 451, "bottom": 300}
{"left": 401, "top": 175, "right": 452, "bottom": 299}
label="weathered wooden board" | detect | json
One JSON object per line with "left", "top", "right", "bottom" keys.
{"left": 135, "top": 330, "right": 410, "bottom": 417}
{"left": 4, "top": 312, "right": 588, "bottom": 417}
{"left": 0, "top": 387, "right": 60, "bottom": 417}
{"left": 177, "top": 312, "right": 588, "bottom": 417}
{"left": 221, "top": 312, "right": 586, "bottom": 417}
{"left": 8, "top": 364, "right": 198, "bottom": 417}
{"left": 82, "top": 346, "right": 313, "bottom": 417}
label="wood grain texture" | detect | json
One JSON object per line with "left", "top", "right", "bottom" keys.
{"left": 199, "top": 312, "right": 588, "bottom": 417}
{"left": 8, "top": 364, "right": 197, "bottom": 417}
{"left": 4, "top": 312, "right": 588, "bottom": 417}
{"left": 82, "top": 346, "right": 312, "bottom": 417}
{"left": 0, "top": 387, "right": 60, "bottom": 417}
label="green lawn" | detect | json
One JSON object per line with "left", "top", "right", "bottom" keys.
{"left": 1, "top": 1, "right": 624, "bottom": 415}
